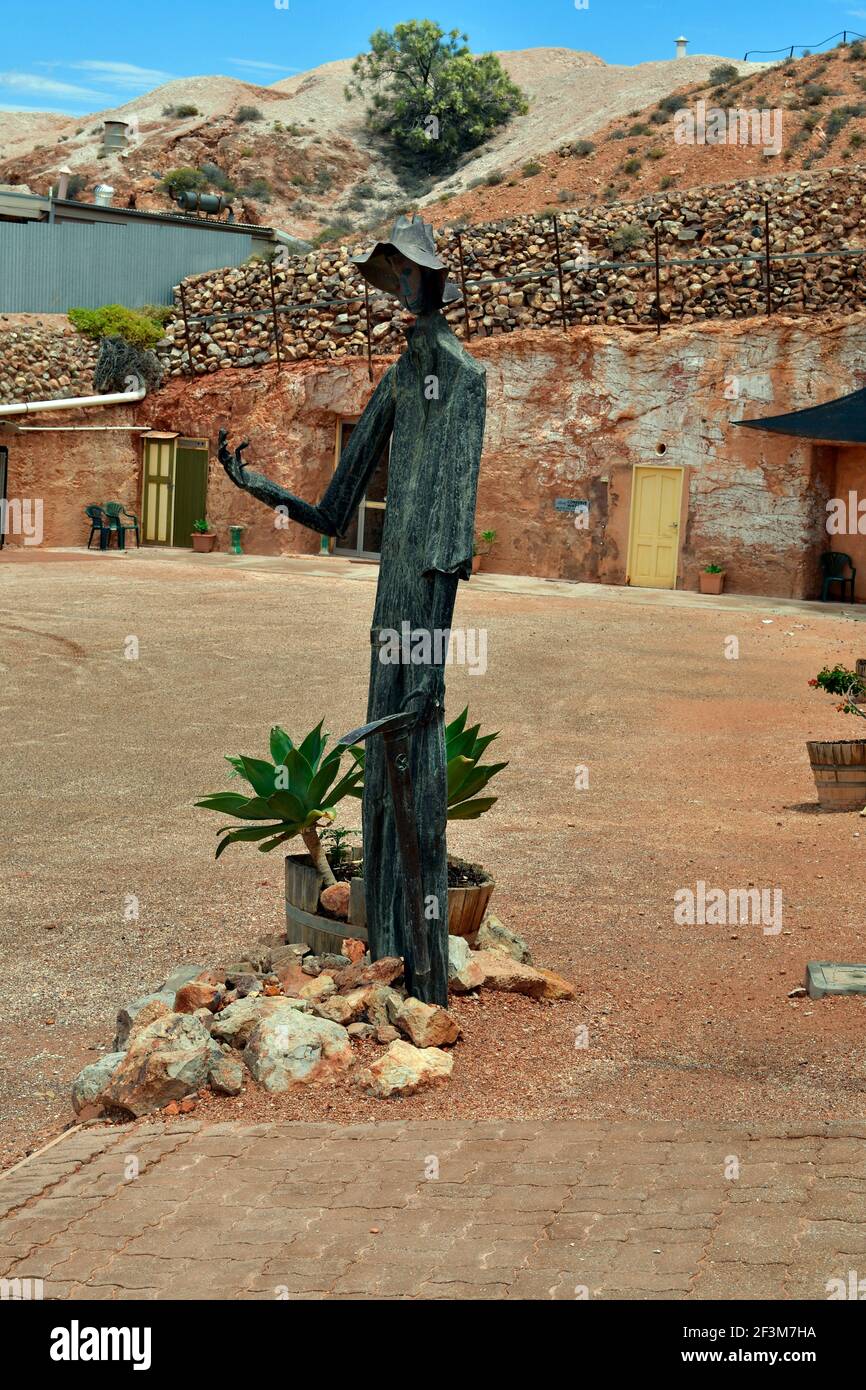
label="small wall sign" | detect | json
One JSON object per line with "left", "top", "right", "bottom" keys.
{"left": 554, "top": 498, "right": 588, "bottom": 514}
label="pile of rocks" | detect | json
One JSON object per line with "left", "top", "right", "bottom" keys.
{"left": 155, "top": 166, "right": 866, "bottom": 378}
{"left": 0, "top": 318, "right": 98, "bottom": 405}
{"left": 71, "top": 915, "right": 574, "bottom": 1118}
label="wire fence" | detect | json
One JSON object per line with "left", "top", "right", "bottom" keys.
{"left": 170, "top": 195, "right": 866, "bottom": 376}
{"left": 743, "top": 30, "right": 866, "bottom": 61}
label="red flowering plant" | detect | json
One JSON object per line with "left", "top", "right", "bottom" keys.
{"left": 808, "top": 664, "right": 866, "bottom": 717}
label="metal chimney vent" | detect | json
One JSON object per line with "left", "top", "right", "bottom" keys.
{"left": 93, "top": 184, "right": 115, "bottom": 207}
{"left": 675, "top": 36, "right": 688, "bottom": 58}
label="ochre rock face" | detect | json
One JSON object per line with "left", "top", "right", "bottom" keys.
{"left": 8, "top": 310, "right": 866, "bottom": 600}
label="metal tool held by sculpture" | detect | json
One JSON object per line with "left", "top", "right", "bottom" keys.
{"left": 336, "top": 709, "right": 431, "bottom": 998}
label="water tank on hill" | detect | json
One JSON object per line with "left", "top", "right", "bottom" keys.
{"left": 101, "top": 120, "right": 129, "bottom": 151}
{"left": 173, "top": 190, "right": 233, "bottom": 216}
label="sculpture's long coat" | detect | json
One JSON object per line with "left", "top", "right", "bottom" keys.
{"left": 224, "top": 311, "right": 486, "bottom": 1001}
{"left": 320, "top": 313, "right": 486, "bottom": 999}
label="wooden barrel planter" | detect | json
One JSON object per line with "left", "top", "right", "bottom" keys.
{"left": 807, "top": 739, "right": 866, "bottom": 811}
{"left": 348, "top": 858, "right": 494, "bottom": 939}
{"left": 284, "top": 849, "right": 364, "bottom": 956}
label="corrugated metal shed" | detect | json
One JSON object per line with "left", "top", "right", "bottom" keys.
{"left": 0, "top": 220, "right": 255, "bottom": 312}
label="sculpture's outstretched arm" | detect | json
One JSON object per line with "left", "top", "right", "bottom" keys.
{"left": 218, "top": 364, "right": 397, "bottom": 539}
{"left": 218, "top": 431, "right": 332, "bottom": 532}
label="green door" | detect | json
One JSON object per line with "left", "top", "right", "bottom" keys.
{"left": 172, "top": 439, "right": 209, "bottom": 548}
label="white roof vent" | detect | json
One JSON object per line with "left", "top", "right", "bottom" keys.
{"left": 93, "top": 184, "right": 115, "bottom": 207}
{"left": 675, "top": 36, "right": 688, "bottom": 58}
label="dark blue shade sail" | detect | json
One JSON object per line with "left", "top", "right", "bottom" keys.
{"left": 735, "top": 387, "right": 866, "bottom": 445}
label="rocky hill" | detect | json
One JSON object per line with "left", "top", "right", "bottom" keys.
{"left": 0, "top": 45, "right": 767, "bottom": 241}
{"left": 435, "top": 43, "right": 866, "bottom": 224}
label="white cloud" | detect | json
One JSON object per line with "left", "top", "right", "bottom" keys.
{"left": 0, "top": 102, "right": 80, "bottom": 113}
{"left": 228, "top": 57, "right": 301, "bottom": 74}
{"left": 0, "top": 71, "right": 109, "bottom": 100}
{"left": 34, "top": 60, "right": 174, "bottom": 89}
{"left": 67, "top": 61, "right": 175, "bottom": 88}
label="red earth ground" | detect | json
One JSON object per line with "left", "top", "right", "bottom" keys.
{"left": 2, "top": 550, "right": 865, "bottom": 1168}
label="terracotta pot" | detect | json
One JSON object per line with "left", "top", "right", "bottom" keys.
{"left": 699, "top": 570, "right": 725, "bottom": 595}
{"left": 806, "top": 738, "right": 866, "bottom": 812}
{"left": 192, "top": 532, "right": 216, "bottom": 553}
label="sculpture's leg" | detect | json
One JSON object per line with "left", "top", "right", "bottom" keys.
{"left": 363, "top": 645, "right": 449, "bottom": 1004}
{"left": 411, "top": 707, "right": 449, "bottom": 1005}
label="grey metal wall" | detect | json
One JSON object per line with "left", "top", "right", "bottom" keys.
{"left": 0, "top": 221, "right": 254, "bottom": 312}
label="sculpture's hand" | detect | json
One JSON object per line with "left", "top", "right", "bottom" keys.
{"left": 218, "top": 428, "right": 251, "bottom": 488}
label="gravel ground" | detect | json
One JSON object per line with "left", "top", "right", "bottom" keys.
{"left": 2, "top": 552, "right": 866, "bottom": 1169}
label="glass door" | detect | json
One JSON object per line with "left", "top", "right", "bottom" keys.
{"left": 333, "top": 420, "right": 389, "bottom": 558}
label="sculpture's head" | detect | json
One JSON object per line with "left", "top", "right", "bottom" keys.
{"left": 353, "top": 214, "right": 461, "bottom": 314}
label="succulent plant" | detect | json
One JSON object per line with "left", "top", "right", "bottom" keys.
{"left": 196, "top": 721, "right": 363, "bottom": 883}
{"left": 445, "top": 707, "right": 508, "bottom": 819}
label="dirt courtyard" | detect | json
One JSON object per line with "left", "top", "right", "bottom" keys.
{"left": 2, "top": 550, "right": 866, "bottom": 1170}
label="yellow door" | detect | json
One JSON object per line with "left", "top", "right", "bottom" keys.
{"left": 141, "top": 436, "right": 176, "bottom": 544}
{"left": 627, "top": 466, "right": 684, "bottom": 588}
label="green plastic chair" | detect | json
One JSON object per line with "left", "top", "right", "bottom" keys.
{"left": 820, "top": 551, "right": 856, "bottom": 603}
{"left": 84, "top": 504, "right": 110, "bottom": 550}
{"left": 103, "top": 502, "right": 140, "bottom": 549}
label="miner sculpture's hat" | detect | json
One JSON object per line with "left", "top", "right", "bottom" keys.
{"left": 352, "top": 214, "right": 461, "bottom": 306}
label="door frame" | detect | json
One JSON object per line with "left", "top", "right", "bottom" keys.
{"left": 625, "top": 463, "right": 685, "bottom": 589}
{"left": 172, "top": 436, "right": 210, "bottom": 547}
{"left": 140, "top": 433, "right": 209, "bottom": 547}
{"left": 140, "top": 432, "right": 178, "bottom": 545}
{"left": 332, "top": 418, "right": 389, "bottom": 560}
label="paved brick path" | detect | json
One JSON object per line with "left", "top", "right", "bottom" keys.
{"left": 1, "top": 1119, "right": 863, "bottom": 1300}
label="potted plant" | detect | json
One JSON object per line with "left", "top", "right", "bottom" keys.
{"left": 806, "top": 665, "right": 866, "bottom": 810}
{"left": 192, "top": 518, "right": 217, "bottom": 553}
{"left": 197, "top": 708, "right": 507, "bottom": 951}
{"left": 196, "top": 721, "right": 365, "bottom": 954}
{"left": 348, "top": 707, "right": 507, "bottom": 937}
{"left": 472, "top": 529, "right": 497, "bottom": 574}
{"left": 699, "top": 563, "right": 726, "bottom": 595}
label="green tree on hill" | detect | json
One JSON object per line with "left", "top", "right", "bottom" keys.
{"left": 345, "top": 19, "right": 528, "bottom": 174}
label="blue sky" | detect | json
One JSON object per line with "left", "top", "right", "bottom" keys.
{"left": 3, "top": 0, "right": 866, "bottom": 114}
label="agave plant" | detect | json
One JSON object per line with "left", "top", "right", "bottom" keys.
{"left": 445, "top": 707, "right": 508, "bottom": 819}
{"left": 196, "top": 721, "right": 363, "bottom": 885}
{"left": 346, "top": 706, "right": 507, "bottom": 819}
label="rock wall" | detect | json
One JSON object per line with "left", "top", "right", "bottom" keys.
{"left": 156, "top": 166, "right": 866, "bottom": 379}
{"left": 5, "top": 309, "right": 865, "bottom": 600}
{"left": 3, "top": 166, "right": 866, "bottom": 407}
{"left": 0, "top": 315, "right": 98, "bottom": 404}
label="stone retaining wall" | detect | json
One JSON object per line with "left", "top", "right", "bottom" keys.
{"left": 2, "top": 166, "right": 866, "bottom": 404}
{"left": 156, "top": 166, "right": 866, "bottom": 378}
{"left": 0, "top": 316, "right": 98, "bottom": 405}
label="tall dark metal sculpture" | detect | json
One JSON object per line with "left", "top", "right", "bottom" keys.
{"left": 218, "top": 216, "right": 486, "bottom": 1006}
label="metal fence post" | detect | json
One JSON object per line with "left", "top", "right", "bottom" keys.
{"left": 267, "top": 261, "right": 283, "bottom": 372}
{"left": 364, "top": 282, "right": 373, "bottom": 382}
{"left": 456, "top": 231, "right": 472, "bottom": 340}
{"left": 764, "top": 201, "right": 773, "bottom": 316}
{"left": 552, "top": 215, "right": 568, "bottom": 331}
{"left": 654, "top": 225, "right": 662, "bottom": 337}
{"left": 178, "top": 284, "right": 194, "bottom": 378}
